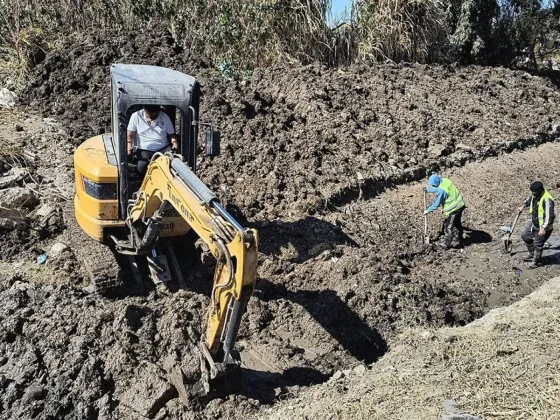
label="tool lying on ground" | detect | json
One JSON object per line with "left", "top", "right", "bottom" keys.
{"left": 502, "top": 208, "right": 522, "bottom": 254}
{"left": 423, "top": 189, "right": 430, "bottom": 244}
{"left": 73, "top": 64, "right": 258, "bottom": 396}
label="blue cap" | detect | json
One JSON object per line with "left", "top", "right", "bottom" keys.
{"left": 428, "top": 174, "right": 442, "bottom": 187}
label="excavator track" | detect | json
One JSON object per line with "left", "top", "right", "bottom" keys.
{"left": 80, "top": 241, "right": 121, "bottom": 294}
{"left": 62, "top": 207, "right": 121, "bottom": 294}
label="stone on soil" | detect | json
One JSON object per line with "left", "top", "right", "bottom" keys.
{"left": 0, "top": 187, "right": 38, "bottom": 208}
{"left": 49, "top": 242, "right": 70, "bottom": 259}
{"left": 0, "top": 168, "right": 28, "bottom": 189}
{"left": 118, "top": 362, "right": 176, "bottom": 418}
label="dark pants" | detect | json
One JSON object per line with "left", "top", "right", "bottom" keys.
{"left": 443, "top": 206, "right": 464, "bottom": 248}
{"left": 136, "top": 147, "right": 170, "bottom": 176}
{"left": 521, "top": 221, "right": 552, "bottom": 259}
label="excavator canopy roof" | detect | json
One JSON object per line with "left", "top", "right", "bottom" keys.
{"left": 110, "top": 64, "right": 196, "bottom": 106}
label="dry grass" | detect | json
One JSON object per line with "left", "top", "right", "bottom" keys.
{"left": 264, "top": 277, "right": 560, "bottom": 419}
{"left": 0, "top": 0, "right": 454, "bottom": 78}
{"left": 354, "top": 0, "right": 446, "bottom": 63}
{"left": 0, "top": 0, "right": 334, "bottom": 75}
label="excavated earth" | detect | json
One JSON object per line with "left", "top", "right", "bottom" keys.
{"left": 0, "top": 29, "right": 559, "bottom": 418}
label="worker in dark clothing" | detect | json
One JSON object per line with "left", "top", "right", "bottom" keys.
{"left": 518, "top": 181, "right": 555, "bottom": 269}
{"left": 424, "top": 174, "right": 466, "bottom": 249}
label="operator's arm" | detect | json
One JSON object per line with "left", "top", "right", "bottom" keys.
{"left": 161, "top": 112, "right": 178, "bottom": 150}
{"left": 126, "top": 131, "right": 136, "bottom": 155}
{"left": 518, "top": 196, "right": 531, "bottom": 213}
{"left": 168, "top": 133, "right": 178, "bottom": 150}
{"left": 425, "top": 188, "right": 447, "bottom": 213}
{"left": 126, "top": 112, "right": 138, "bottom": 156}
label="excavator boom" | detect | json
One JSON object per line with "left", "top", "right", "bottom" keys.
{"left": 114, "top": 152, "right": 258, "bottom": 393}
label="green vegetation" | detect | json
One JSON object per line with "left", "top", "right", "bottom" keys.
{"left": 1, "top": 0, "right": 560, "bottom": 79}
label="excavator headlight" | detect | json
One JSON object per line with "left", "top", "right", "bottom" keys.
{"left": 82, "top": 176, "right": 117, "bottom": 200}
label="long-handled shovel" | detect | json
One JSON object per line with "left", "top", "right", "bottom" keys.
{"left": 423, "top": 190, "right": 430, "bottom": 244}
{"left": 503, "top": 208, "right": 522, "bottom": 254}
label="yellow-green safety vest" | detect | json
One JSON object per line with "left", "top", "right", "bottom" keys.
{"left": 439, "top": 178, "right": 465, "bottom": 216}
{"left": 529, "top": 189, "right": 554, "bottom": 230}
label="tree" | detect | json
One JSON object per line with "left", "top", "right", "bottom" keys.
{"left": 444, "top": 0, "right": 499, "bottom": 63}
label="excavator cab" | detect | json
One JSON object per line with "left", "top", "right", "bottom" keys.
{"left": 74, "top": 64, "right": 218, "bottom": 241}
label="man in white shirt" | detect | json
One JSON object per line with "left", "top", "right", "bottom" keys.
{"left": 127, "top": 105, "right": 179, "bottom": 176}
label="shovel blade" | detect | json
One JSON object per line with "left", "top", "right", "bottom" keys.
{"left": 502, "top": 235, "right": 512, "bottom": 253}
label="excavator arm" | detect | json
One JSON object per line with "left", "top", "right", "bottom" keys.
{"left": 114, "top": 152, "right": 258, "bottom": 393}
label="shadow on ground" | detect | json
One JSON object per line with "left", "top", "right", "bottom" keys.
{"left": 234, "top": 278, "right": 387, "bottom": 403}
{"left": 254, "top": 216, "right": 358, "bottom": 263}
{"left": 463, "top": 228, "right": 493, "bottom": 246}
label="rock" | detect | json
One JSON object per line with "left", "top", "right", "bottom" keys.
{"left": 308, "top": 242, "right": 333, "bottom": 258}
{"left": 0, "top": 168, "right": 28, "bottom": 189}
{"left": 0, "top": 187, "right": 38, "bottom": 208}
{"left": 21, "top": 384, "right": 46, "bottom": 404}
{"left": 331, "top": 370, "right": 344, "bottom": 380}
{"left": 0, "top": 88, "right": 17, "bottom": 107}
{"left": 35, "top": 203, "right": 55, "bottom": 218}
{"left": 455, "top": 143, "right": 473, "bottom": 152}
{"left": 0, "top": 201, "right": 25, "bottom": 228}
{"left": 49, "top": 242, "right": 71, "bottom": 259}
{"left": 353, "top": 364, "right": 367, "bottom": 376}
{"left": 0, "top": 217, "right": 20, "bottom": 230}
{"left": 428, "top": 143, "right": 446, "bottom": 157}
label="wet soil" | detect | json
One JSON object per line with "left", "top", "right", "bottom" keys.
{"left": 1, "top": 28, "right": 560, "bottom": 419}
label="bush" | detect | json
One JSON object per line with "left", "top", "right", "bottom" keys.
{"left": 444, "top": 0, "right": 499, "bottom": 64}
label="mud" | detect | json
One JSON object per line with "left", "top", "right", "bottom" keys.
{"left": 2, "top": 28, "right": 560, "bottom": 419}
{"left": 0, "top": 266, "right": 209, "bottom": 419}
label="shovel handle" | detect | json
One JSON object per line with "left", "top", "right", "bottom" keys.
{"left": 509, "top": 210, "right": 522, "bottom": 237}
{"left": 423, "top": 190, "right": 428, "bottom": 237}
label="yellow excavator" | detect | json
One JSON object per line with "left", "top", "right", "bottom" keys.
{"left": 72, "top": 64, "right": 258, "bottom": 395}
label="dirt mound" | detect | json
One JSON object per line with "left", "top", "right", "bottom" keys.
{"left": 24, "top": 31, "right": 560, "bottom": 221}
{"left": 0, "top": 270, "right": 208, "bottom": 419}
{"left": 24, "top": 29, "right": 210, "bottom": 142}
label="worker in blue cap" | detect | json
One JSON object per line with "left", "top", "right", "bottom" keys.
{"left": 424, "top": 174, "right": 466, "bottom": 248}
